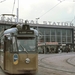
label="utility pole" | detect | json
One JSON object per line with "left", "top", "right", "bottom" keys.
{"left": 17, "top": 0, "right": 19, "bottom": 23}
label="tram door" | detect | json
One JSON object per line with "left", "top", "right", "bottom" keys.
{"left": 4, "top": 37, "right": 10, "bottom": 70}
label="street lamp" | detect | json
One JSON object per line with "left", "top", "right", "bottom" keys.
{"left": 35, "top": 18, "right": 40, "bottom": 31}
{"left": 36, "top": 18, "right": 40, "bottom": 24}
{"left": 17, "top": 0, "right": 19, "bottom": 23}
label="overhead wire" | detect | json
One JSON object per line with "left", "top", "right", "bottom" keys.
{"left": 0, "top": 0, "right": 6, "bottom": 3}
{"left": 37, "top": 0, "right": 65, "bottom": 19}
{"left": 12, "top": 0, "right": 16, "bottom": 14}
{"left": 0, "top": 0, "right": 16, "bottom": 14}
{"left": 0, "top": 0, "right": 7, "bottom": 17}
{"left": 70, "top": 16, "right": 75, "bottom": 23}
{"left": 70, "top": 0, "right": 75, "bottom": 23}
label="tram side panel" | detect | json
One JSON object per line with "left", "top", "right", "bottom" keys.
{"left": 4, "top": 51, "right": 13, "bottom": 73}
{"left": 0, "top": 36, "right": 4, "bottom": 70}
{"left": 0, "top": 51, "right": 4, "bottom": 70}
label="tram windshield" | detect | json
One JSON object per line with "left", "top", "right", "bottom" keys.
{"left": 17, "top": 37, "right": 36, "bottom": 52}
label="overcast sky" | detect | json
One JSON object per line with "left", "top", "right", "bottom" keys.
{"left": 0, "top": 0, "right": 75, "bottom": 24}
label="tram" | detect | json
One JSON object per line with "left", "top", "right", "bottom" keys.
{"left": 0, "top": 22, "right": 38, "bottom": 74}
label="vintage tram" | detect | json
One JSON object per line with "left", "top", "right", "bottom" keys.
{"left": 0, "top": 23, "right": 38, "bottom": 74}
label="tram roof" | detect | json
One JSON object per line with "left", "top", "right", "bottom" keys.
{"left": 4, "top": 27, "right": 38, "bottom": 36}
{"left": 4, "top": 28, "right": 18, "bottom": 34}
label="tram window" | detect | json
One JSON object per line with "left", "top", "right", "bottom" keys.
{"left": 6, "top": 40, "right": 12, "bottom": 51}
{"left": 17, "top": 37, "right": 36, "bottom": 52}
{"left": 3, "top": 36, "right": 12, "bottom": 51}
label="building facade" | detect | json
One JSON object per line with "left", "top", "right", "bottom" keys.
{"left": 30, "top": 24, "right": 74, "bottom": 44}
{"left": 30, "top": 23, "right": 75, "bottom": 53}
{"left": 0, "top": 21, "right": 75, "bottom": 53}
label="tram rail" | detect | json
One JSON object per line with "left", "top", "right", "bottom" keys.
{"left": 38, "top": 53, "right": 75, "bottom": 73}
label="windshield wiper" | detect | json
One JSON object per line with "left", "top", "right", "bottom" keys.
{"left": 20, "top": 44, "right": 28, "bottom": 54}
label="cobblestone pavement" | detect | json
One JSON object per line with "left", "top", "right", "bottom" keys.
{"left": 0, "top": 52, "right": 75, "bottom": 75}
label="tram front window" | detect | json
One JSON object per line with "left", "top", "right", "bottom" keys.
{"left": 17, "top": 37, "right": 36, "bottom": 52}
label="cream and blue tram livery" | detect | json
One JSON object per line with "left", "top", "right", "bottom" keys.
{"left": 0, "top": 24, "right": 38, "bottom": 74}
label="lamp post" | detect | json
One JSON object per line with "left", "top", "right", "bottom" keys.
{"left": 36, "top": 18, "right": 40, "bottom": 31}
{"left": 36, "top": 18, "right": 40, "bottom": 24}
{"left": 17, "top": 0, "right": 19, "bottom": 23}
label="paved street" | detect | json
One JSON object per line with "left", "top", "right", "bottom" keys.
{"left": 38, "top": 52, "right": 75, "bottom": 75}
{"left": 0, "top": 52, "right": 75, "bottom": 75}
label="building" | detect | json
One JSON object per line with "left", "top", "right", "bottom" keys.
{"left": 30, "top": 23, "right": 75, "bottom": 53}
{"left": 0, "top": 18, "right": 75, "bottom": 53}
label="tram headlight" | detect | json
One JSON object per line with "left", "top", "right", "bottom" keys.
{"left": 25, "top": 58, "right": 30, "bottom": 64}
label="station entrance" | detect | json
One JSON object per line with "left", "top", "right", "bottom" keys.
{"left": 38, "top": 42, "right": 59, "bottom": 54}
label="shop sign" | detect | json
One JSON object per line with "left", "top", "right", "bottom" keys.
{"left": 46, "top": 42, "right": 58, "bottom": 45}
{"left": 38, "top": 43, "right": 45, "bottom": 46}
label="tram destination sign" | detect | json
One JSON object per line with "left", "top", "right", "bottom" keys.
{"left": 18, "top": 30, "right": 34, "bottom": 35}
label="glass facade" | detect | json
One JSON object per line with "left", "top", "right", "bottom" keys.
{"left": 38, "top": 28, "right": 72, "bottom": 44}
{"left": 0, "top": 24, "right": 73, "bottom": 45}
{"left": 0, "top": 25, "right": 10, "bottom": 32}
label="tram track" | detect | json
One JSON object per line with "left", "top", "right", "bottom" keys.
{"left": 66, "top": 56, "right": 75, "bottom": 67}
{"left": 38, "top": 53, "right": 75, "bottom": 73}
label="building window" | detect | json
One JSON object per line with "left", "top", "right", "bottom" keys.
{"left": 57, "top": 36, "right": 61, "bottom": 42}
{"left": 67, "top": 37, "right": 72, "bottom": 43}
{"left": 56, "top": 29, "right": 61, "bottom": 35}
{"left": 45, "top": 28, "right": 50, "bottom": 35}
{"left": 51, "top": 36, "right": 55, "bottom": 42}
{"left": 0, "top": 25, "right": 11, "bottom": 32}
{"left": 67, "top": 30, "right": 72, "bottom": 36}
{"left": 38, "top": 28, "right": 45, "bottom": 35}
{"left": 51, "top": 29, "right": 55, "bottom": 35}
{"left": 38, "top": 28, "right": 72, "bottom": 44}
{"left": 62, "top": 30, "right": 66, "bottom": 36}
{"left": 62, "top": 36, "right": 66, "bottom": 43}
{"left": 45, "top": 35, "right": 50, "bottom": 42}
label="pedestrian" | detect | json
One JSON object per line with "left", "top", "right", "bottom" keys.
{"left": 66, "top": 47, "right": 69, "bottom": 53}
{"left": 47, "top": 47, "right": 49, "bottom": 53}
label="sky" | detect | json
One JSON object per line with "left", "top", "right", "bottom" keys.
{"left": 0, "top": 0, "right": 75, "bottom": 24}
